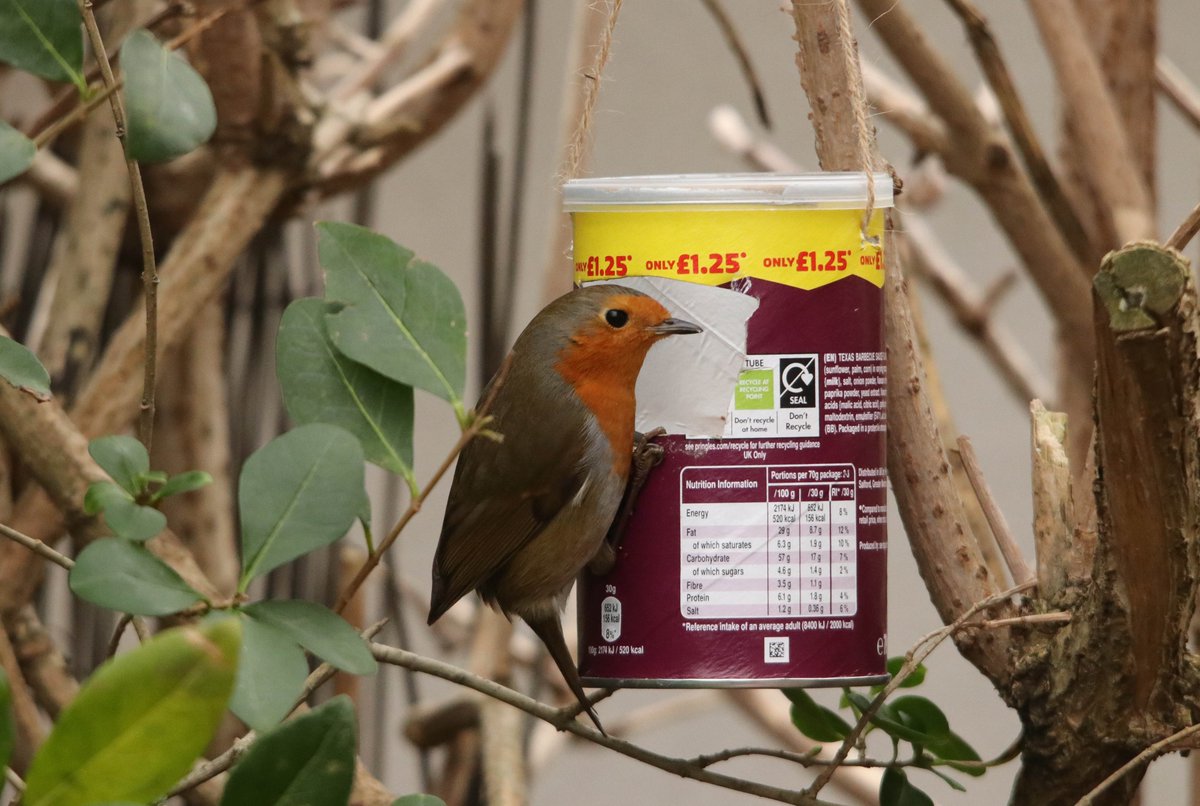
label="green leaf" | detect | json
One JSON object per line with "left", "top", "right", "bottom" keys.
{"left": 0, "top": 0, "right": 83, "bottom": 85}
{"left": 844, "top": 691, "right": 939, "bottom": 746}
{"left": 69, "top": 538, "right": 203, "bottom": 615}
{"left": 392, "top": 797, "right": 447, "bottom": 806}
{"left": 879, "top": 768, "right": 934, "bottom": 806}
{"left": 0, "top": 335, "right": 50, "bottom": 401}
{"left": 928, "top": 730, "right": 985, "bottom": 777}
{"left": 139, "top": 469, "right": 169, "bottom": 486}
{"left": 86, "top": 482, "right": 166, "bottom": 542}
{"left": 0, "top": 668, "right": 13, "bottom": 774}
{"left": 238, "top": 424, "right": 365, "bottom": 590}
{"left": 890, "top": 696, "right": 951, "bottom": 742}
{"left": 89, "top": 436, "right": 150, "bottom": 495}
{"left": 0, "top": 120, "right": 35, "bottom": 184}
{"left": 105, "top": 497, "right": 167, "bottom": 542}
{"left": 278, "top": 297, "right": 416, "bottom": 479}
{"left": 22, "top": 618, "right": 240, "bottom": 806}
{"left": 317, "top": 222, "right": 466, "bottom": 412}
{"left": 84, "top": 481, "right": 129, "bottom": 516}
{"left": 243, "top": 600, "right": 376, "bottom": 675}
{"left": 887, "top": 656, "right": 926, "bottom": 688}
{"left": 220, "top": 696, "right": 356, "bottom": 806}
{"left": 153, "top": 469, "right": 212, "bottom": 501}
{"left": 121, "top": 29, "right": 216, "bottom": 162}
{"left": 229, "top": 615, "right": 308, "bottom": 731}
{"left": 783, "top": 688, "right": 851, "bottom": 742}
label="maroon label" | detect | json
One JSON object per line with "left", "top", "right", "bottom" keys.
{"left": 578, "top": 275, "right": 887, "bottom": 684}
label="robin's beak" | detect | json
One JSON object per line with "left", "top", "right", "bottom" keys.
{"left": 650, "top": 317, "right": 703, "bottom": 336}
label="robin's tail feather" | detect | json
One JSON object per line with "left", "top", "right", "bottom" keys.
{"left": 525, "top": 614, "right": 606, "bottom": 736}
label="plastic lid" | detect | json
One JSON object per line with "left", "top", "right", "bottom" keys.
{"left": 563, "top": 172, "right": 894, "bottom": 210}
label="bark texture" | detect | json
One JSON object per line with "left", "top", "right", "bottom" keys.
{"left": 1012, "top": 244, "right": 1200, "bottom": 804}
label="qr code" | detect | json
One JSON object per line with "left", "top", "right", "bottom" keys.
{"left": 764, "top": 637, "right": 790, "bottom": 664}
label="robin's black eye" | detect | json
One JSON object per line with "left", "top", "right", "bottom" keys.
{"left": 605, "top": 309, "right": 629, "bottom": 328}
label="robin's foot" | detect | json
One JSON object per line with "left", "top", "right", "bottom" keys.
{"left": 588, "top": 428, "right": 668, "bottom": 575}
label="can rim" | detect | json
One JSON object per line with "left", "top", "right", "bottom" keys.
{"left": 579, "top": 673, "right": 892, "bottom": 689}
{"left": 563, "top": 172, "right": 895, "bottom": 210}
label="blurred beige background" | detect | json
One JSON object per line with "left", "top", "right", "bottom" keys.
{"left": 344, "top": 1, "right": 1200, "bottom": 804}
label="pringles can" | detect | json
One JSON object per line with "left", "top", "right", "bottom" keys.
{"left": 565, "top": 173, "right": 892, "bottom": 687}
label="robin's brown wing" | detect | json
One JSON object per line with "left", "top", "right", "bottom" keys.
{"left": 427, "top": 385, "right": 592, "bottom": 624}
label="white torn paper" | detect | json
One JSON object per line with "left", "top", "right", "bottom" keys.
{"left": 594, "top": 277, "right": 759, "bottom": 437}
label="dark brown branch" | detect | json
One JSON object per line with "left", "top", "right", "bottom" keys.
{"left": 1014, "top": 243, "right": 1200, "bottom": 803}
{"left": 1091, "top": 243, "right": 1198, "bottom": 711}
{"left": 940, "top": 0, "right": 1093, "bottom": 261}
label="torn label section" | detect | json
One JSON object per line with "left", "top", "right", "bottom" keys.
{"left": 595, "top": 276, "right": 759, "bottom": 437}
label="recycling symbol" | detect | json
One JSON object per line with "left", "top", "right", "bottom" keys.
{"left": 779, "top": 356, "right": 817, "bottom": 408}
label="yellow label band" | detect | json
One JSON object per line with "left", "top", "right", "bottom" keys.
{"left": 573, "top": 208, "right": 885, "bottom": 291}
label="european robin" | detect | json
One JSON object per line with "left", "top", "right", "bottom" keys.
{"left": 428, "top": 285, "right": 702, "bottom": 733}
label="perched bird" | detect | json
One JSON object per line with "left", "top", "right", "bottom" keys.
{"left": 428, "top": 285, "right": 702, "bottom": 733}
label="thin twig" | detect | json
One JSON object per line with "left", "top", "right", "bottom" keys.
{"left": 3, "top": 768, "right": 23, "bottom": 794}
{"left": 969, "top": 612, "right": 1070, "bottom": 630}
{"left": 78, "top": 0, "right": 158, "bottom": 452}
{"left": 167, "top": 619, "right": 388, "bottom": 797}
{"left": 955, "top": 435, "right": 1035, "bottom": 586}
{"left": 0, "top": 523, "right": 74, "bottom": 569}
{"left": 692, "top": 739, "right": 1022, "bottom": 771}
{"left": 699, "top": 0, "right": 770, "bottom": 128}
{"left": 1166, "top": 202, "right": 1200, "bottom": 252}
{"left": 31, "top": 84, "right": 120, "bottom": 150}
{"left": 107, "top": 613, "right": 135, "bottom": 658}
{"left": 0, "top": 522, "right": 152, "bottom": 644}
{"left": 370, "top": 643, "right": 837, "bottom": 806}
{"left": 333, "top": 355, "right": 513, "bottom": 614}
{"left": 331, "top": 0, "right": 442, "bottom": 99}
{"left": 900, "top": 214, "right": 1053, "bottom": 405}
{"left": 1157, "top": 57, "right": 1200, "bottom": 133}
{"left": 802, "top": 581, "right": 1034, "bottom": 799}
{"left": 1077, "top": 723, "right": 1200, "bottom": 806}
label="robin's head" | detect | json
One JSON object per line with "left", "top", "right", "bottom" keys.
{"left": 539, "top": 285, "right": 701, "bottom": 376}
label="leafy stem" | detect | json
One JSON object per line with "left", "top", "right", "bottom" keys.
{"left": 76, "top": 0, "right": 159, "bottom": 454}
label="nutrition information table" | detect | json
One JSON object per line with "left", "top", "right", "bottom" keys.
{"left": 680, "top": 463, "right": 857, "bottom": 619}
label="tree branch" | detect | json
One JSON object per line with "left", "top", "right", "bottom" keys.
{"left": 794, "top": 0, "right": 1011, "bottom": 679}
{"left": 1024, "top": 0, "right": 1155, "bottom": 243}
{"left": 1157, "top": 57, "right": 1200, "bottom": 133}
{"left": 803, "top": 581, "right": 1034, "bottom": 799}
{"left": 956, "top": 435, "right": 1036, "bottom": 586}
{"left": 940, "top": 0, "right": 1093, "bottom": 260}
{"left": 370, "top": 643, "right": 837, "bottom": 806}
{"left": 856, "top": 0, "right": 1095, "bottom": 383}
{"left": 312, "top": 0, "right": 523, "bottom": 197}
